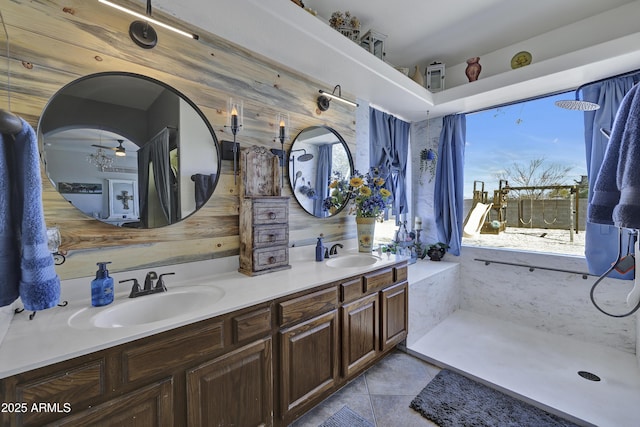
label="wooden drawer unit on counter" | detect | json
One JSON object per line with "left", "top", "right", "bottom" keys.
{"left": 239, "top": 145, "right": 291, "bottom": 276}
{"left": 239, "top": 197, "right": 291, "bottom": 275}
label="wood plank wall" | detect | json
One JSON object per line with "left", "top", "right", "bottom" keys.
{"left": 1, "top": 0, "right": 356, "bottom": 279}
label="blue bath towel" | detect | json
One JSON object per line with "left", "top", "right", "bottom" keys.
{"left": 0, "top": 119, "right": 60, "bottom": 310}
{"left": 588, "top": 84, "right": 640, "bottom": 229}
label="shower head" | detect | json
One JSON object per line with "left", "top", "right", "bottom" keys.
{"left": 290, "top": 149, "right": 314, "bottom": 162}
{"left": 555, "top": 81, "right": 601, "bottom": 111}
{"left": 554, "top": 99, "right": 600, "bottom": 111}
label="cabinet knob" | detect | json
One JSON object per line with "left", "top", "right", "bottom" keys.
{"left": 268, "top": 212, "right": 277, "bottom": 220}
{"left": 268, "top": 234, "right": 276, "bottom": 242}
{"left": 268, "top": 256, "right": 276, "bottom": 264}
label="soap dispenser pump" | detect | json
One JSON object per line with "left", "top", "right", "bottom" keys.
{"left": 91, "top": 261, "right": 114, "bottom": 307}
{"left": 316, "top": 234, "right": 325, "bottom": 262}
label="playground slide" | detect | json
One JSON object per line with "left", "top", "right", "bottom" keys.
{"left": 463, "top": 202, "right": 493, "bottom": 238}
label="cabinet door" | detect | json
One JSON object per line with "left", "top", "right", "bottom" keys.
{"left": 186, "top": 337, "right": 273, "bottom": 427}
{"left": 341, "top": 292, "right": 379, "bottom": 377}
{"left": 279, "top": 309, "right": 339, "bottom": 417}
{"left": 54, "top": 379, "right": 173, "bottom": 426}
{"left": 381, "top": 281, "right": 408, "bottom": 351}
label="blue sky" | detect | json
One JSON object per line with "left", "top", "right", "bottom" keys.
{"left": 464, "top": 91, "right": 587, "bottom": 198}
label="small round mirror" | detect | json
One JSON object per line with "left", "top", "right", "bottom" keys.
{"left": 39, "top": 72, "right": 220, "bottom": 228}
{"left": 288, "top": 126, "right": 353, "bottom": 217}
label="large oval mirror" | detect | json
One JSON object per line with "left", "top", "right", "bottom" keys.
{"left": 288, "top": 126, "right": 353, "bottom": 217}
{"left": 39, "top": 72, "right": 220, "bottom": 229}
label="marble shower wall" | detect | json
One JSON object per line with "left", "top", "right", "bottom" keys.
{"left": 459, "top": 246, "right": 637, "bottom": 354}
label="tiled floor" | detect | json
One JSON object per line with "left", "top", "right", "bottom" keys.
{"left": 290, "top": 350, "right": 441, "bottom": 427}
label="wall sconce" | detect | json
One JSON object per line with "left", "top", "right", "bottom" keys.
{"left": 99, "top": 0, "right": 199, "bottom": 49}
{"left": 317, "top": 85, "right": 359, "bottom": 111}
{"left": 226, "top": 98, "right": 243, "bottom": 184}
{"left": 275, "top": 112, "right": 290, "bottom": 189}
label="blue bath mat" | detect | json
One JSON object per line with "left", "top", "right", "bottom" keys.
{"left": 410, "top": 369, "right": 582, "bottom": 427}
{"left": 318, "top": 405, "right": 373, "bottom": 427}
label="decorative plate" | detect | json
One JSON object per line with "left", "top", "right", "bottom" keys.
{"left": 511, "top": 51, "right": 532, "bottom": 69}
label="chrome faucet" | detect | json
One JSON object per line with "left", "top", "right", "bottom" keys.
{"left": 121, "top": 271, "right": 175, "bottom": 298}
{"left": 329, "top": 243, "right": 343, "bottom": 256}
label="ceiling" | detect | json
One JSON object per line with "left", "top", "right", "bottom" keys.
{"left": 153, "top": 0, "right": 640, "bottom": 120}
{"left": 302, "top": 0, "right": 636, "bottom": 70}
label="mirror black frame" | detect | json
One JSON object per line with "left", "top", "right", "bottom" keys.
{"left": 38, "top": 71, "right": 221, "bottom": 228}
{"left": 288, "top": 125, "right": 354, "bottom": 218}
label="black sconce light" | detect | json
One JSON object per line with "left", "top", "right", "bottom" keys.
{"left": 99, "top": 0, "right": 199, "bottom": 49}
{"left": 225, "top": 98, "right": 243, "bottom": 184}
{"left": 274, "top": 112, "right": 290, "bottom": 189}
{"left": 317, "top": 85, "right": 359, "bottom": 111}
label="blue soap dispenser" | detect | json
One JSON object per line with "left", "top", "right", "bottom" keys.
{"left": 91, "top": 262, "right": 114, "bottom": 307}
{"left": 315, "top": 234, "right": 325, "bottom": 262}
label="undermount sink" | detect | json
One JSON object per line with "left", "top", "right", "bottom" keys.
{"left": 68, "top": 285, "right": 225, "bottom": 329}
{"left": 325, "top": 254, "right": 381, "bottom": 268}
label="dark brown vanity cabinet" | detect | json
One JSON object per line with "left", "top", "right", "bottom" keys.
{"left": 0, "top": 304, "right": 274, "bottom": 427}
{"left": 0, "top": 261, "right": 407, "bottom": 427}
{"left": 276, "top": 261, "right": 408, "bottom": 426}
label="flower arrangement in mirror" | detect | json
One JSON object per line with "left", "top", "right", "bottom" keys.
{"left": 298, "top": 181, "right": 319, "bottom": 200}
{"left": 323, "top": 171, "right": 350, "bottom": 215}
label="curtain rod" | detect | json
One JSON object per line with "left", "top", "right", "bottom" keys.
{"left": 466, "top": 68, "right": 640, "bottom": 116}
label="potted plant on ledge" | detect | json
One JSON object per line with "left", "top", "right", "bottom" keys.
{"left": 426, "top": 242, "right": 449, "bottom": 261}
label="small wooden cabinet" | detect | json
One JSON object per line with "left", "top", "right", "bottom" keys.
{"left": 239, "top": 196, "right": 291, "bottom": 275}
{"left": 342, "top": 292, "right": 379, "bottom": 377}
{"left": 238, "top": 146, "right": 291, "bottom": 276}
{"left": 279, "top": 310, "right": 340, "bottom": 418}
{"left": 187, "top": 337, "right": 273, "bottom": 427}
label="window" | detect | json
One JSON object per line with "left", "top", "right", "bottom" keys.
{"left": 463, "top": 92, "right": 587, "bottom": 255}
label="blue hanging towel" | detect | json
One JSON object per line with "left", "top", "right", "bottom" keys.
{"left": 1, "top": 119, "right": 60, "bottom": 310}
{"left": 588, "top": 84, "right": 640, "bottom": 229}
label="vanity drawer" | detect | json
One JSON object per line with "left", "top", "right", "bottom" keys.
{"left": 232, "top": 306, "right": 273, "bottom": 344}
{"left": 14, "top": 359, "right": 106, "bottom": 426}
{"left": 253, "top": 224, "right": 288, "bottom": 247}
{"left": 394, "top": 264, "right": 408, "bottom": 283}
{"left": 340, "top": 278, "right": 363, "bottom": 303}
{"left": 252, "top": 202, "right": 288, "bottom": 225}
{"left": 121, "top": 320, "right": 224, "bottom": 384}
{"left": 278, "top": 286, "right": 338, "bottom": 327}
{"left": 253, "top": 246, "right": 289, "bottom": 271}
{"left": 363, "top": 268, "right": 394, "bottom": 293}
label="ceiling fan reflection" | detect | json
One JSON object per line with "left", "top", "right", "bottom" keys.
{"left": 91, "top": 139, "right": 127, "bottom": 157}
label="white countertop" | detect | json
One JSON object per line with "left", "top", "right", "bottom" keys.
{"left": 0, "top": 244, "right": 411, "bottom": 379}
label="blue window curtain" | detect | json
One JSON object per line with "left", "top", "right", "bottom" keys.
{"left": 583, "top": 74, "right": 639, "bottom": 278}
{"left": 313, "top": 144, "right": 332, "bottom": 217}
{"left": 434, "top": 114, "right": 466, "bottom": 256}
{"left": 369, "top": 108, "right": 410, "bottom": 220}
